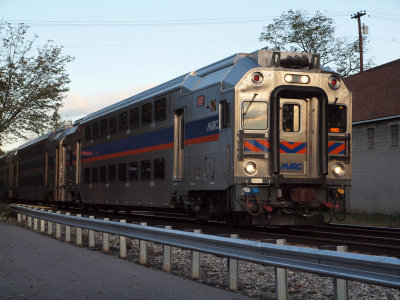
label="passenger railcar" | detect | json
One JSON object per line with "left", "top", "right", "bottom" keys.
{"left": 5, "top": 50, "right": 352, "bottom": 225}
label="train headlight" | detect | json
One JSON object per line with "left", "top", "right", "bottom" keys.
{"left": 244, "top": 161, "right": 257, "bottom": 176}
{"left": 284, "top": 74, "right": 310, "bottom": 84}
{"left": 251, "top": 72, "right": 264, "bottom": 85}
{"left": 328, "top": 76, "right": 341, "bottom": 90}
{"left": 332, "top": 162, "right": 345, "bottom": 177}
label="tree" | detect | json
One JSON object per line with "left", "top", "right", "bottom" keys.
{"left": 259, "top": 10, "right": 373, "bottom": 76}
{"left": 0, "top": 22, "right": 74, "bottom": 149}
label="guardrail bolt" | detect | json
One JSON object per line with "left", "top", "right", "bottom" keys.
{"left": 33, "top": 208, "right": 38, "bottom": 231}
{"left": 120, "top": 220, "right": 127, "bottom": 258}
{"left": 88, "top": 216, "right": 95, "bottom": 248}
{"left": 76, "top": 214, "right": 82, "bottom": 246}
{"left": 139, "top": 222, "right": 147, "bottom": 265}
{"left": 191, "top": 229, "right": 202, "bottom": 279}
{"left": 56, "top": 211, "right": 61, "bottom": 239}
{"left": 65, "top": 213, "right": 71, "bottom": 242}
{"left": 228, "top": 234, "right": 239, "bottom": 291}
{"left": 40, "top": 209, "right": 46, "bottom": 233}
{"left": 103, "top": 218, "right": 110, "bottom": 252}
{"left": 163, "top": 225, "right": 172, "bottom": 272}
{"left": 334, "top": 245, "right": 349, "bottom": 300}
{"left": 47, "top": 210, "right": 53, "bottom": 235}
{"left": 274, "top": 239, "right": 288, "bottom": 300}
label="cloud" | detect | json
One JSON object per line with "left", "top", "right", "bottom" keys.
{"left": 60, "top": 83, "right": 157, "bottom": 122}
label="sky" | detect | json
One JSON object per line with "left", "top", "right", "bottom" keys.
{"left": 1, "top": 0, "right": 400, "bottom": 150}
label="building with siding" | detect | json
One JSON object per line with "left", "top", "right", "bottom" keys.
{"left": 344, "top": 59, "right": 400, "bottom": 215}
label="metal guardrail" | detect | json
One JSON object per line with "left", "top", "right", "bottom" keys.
{"left": 11, "top": 204, "right": 400, "bottom": 291}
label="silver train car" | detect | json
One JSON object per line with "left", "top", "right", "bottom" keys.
{"left": 2, "top": 50, "right": 352, "bottom": 226}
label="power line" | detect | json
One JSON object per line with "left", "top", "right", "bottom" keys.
{"left": 6, "top": 11, "right": 357, "bottom": 28}
{"left": 351, "top": 11, "right": 366, "bottom": 72}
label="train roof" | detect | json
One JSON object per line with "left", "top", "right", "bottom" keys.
{"left": 78, "top": 52, "right": 254, "bottom": 125}
{"left": 18, "top": 131, "right": 54, "bottom": 150}
{"left": 79, "top": 49, "right": 322, "bottom": 125}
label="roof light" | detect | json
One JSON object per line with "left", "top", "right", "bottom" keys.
{"left": 328, "top": 76, "right": 341, "bottom": 90}
{"left": 284, "top": 74, "right": 310, "bottom": 84}
{"left": 251, "top": 72, "right": 264, "bottom": 85}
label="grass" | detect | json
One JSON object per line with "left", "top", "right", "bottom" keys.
{"left": 330, "top": 212, "right": 400, "bottom": 228}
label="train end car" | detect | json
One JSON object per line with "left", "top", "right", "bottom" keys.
{"left": 8, "top": 49, "right": 351, "bottom": 226}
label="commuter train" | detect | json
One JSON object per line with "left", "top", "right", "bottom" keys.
{"left": 0, "top": 49, "right": 352, "bottom": 225}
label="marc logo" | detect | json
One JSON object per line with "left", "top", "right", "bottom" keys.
{"left": 280, "top": 163, "right": 303, "bottom": 170}
{"left": 206, "top": 120, "right": 219, "bottom": 132}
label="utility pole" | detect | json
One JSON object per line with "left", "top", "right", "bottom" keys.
{"left": 351, "top": 11, "right": 366, "bottom": 72}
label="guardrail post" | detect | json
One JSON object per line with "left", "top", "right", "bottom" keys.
{"left": 191, "top": 229, "right": 202, "bottom": 279}
{"left": 228, "top": 234, "right": 239, "bottom": 290}
{"left": 65, "top": 212, "right": 71, "bottom": 242}
{"left": 139, "top": 222, "right": 147, "bottom": 265}
{"left": 103, "top": 218, "right": 110, "bottom": 252}
{"left": 334, "top": 245, "right": 349, "bottom": 300}
{"left": 17, "top": 213, "right": 21, "bottom": 222}
{"left": 89, "top": 216, "right": 95, "bottom": 248}
{"left": 47, "top": 210, "right": 53, "bottom": 235}
{"left": 56, "top": 211, "right": 61, "bottom": 239}
{"left": 40, "top": 209, "right": 46, "bottom": 232}
{"left": 33, "top": 208, "right": 38, "bottom": 231}
{"left": 163, "top": 225, "right": 172, "bottom": 272}
{"left": 76, "top": 214, "right": 82, "bottom": 246}
{"left": 27, "top": 215, "right": 32, "bottom": 228}
{"left": 120, "top": 220, "right": 127, "bottom": 258}
{"left": 275, "top": 239, "right": 288, "bottom": 300}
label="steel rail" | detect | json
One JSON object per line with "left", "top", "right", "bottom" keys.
{"left": 12, "top": 204, "right": 400, "bottom": 288}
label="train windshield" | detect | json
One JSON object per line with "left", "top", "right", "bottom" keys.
{"left": 242, "top": 101, "right": 268, "bottom": 130}
{"left": 328, "top": 104, "right": 347, "bottom": 133}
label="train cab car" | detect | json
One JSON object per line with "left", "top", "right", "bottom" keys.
{"left": 9, "top": 49, "right": 351, "bottom": 226}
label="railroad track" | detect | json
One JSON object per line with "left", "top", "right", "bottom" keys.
{"left": 16, "top": 203, "right": 400, "bottom": 257}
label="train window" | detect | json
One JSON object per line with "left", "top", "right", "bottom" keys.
{"left": 141, "top": 103, "right": 153, "bottom": 125}
{"left": 91, "top": 167, "right": 98, "bottom": 183}
{"left": 92, "top": 122, "right": 99, "bottom": 140}
{"left": 153, "top": 158, "right": 165, "bottom": 180}
{"left": 328, "top": 104, "right": 347, "bottom": 133}
{"left": 108, "top": 165, "right": 116, "bottom": 182}
{"left": 68, "top": 151, "right": 73, "bottom": 166}
{"left": 84, "top": 168, "right": 91, "bottom": 184}
{"left": 109, "top": 116, "right": 117, "bottom": 134}
{"left": 119, "top": 112, "right": 128, "bottom": 131}
{"left": 282, "top": 104, "right": 300, "bottom": 132}
{"left": 220, "top": 100, "right": 230, "bottom": 128}
{"left": 99, "top": 166, "right": 107, "bottom": 183}
{"left": 84, "top": 124, "right": 91, "bottom": 141}
{"left": 129, "top": 108, "right": 139, "bottom": 128}
{"left": 140, "top": 160, "right": 151, "bottom": 180}
{"left": 128, "top": 162, "right": 138, "bottom": 181}
{"left": 242, "top": 101, "right": 268, "bottom": 130}
{"left": 100, "top": 119, "right": 108, "bottom": 136}
{"left": 155, "top": 98, "right": 167, "bottom": 122}
{"left": 118, "top": 163, "right": 127, "bottom": 181}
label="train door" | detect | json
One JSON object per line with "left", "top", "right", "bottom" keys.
{"left": 55, "top": 141, "right": 67, "bottom": 202}
{"left": 279, "top": 98, "right": 309, "bottom": 177}
{"left": 173, "top": 109, "right": 185, "bottom": 180}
